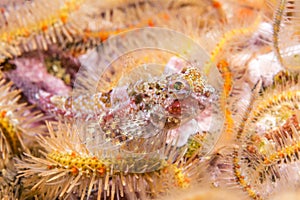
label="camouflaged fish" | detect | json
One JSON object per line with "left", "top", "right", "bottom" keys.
{"left": 38, "top": 66, "right": 216, "bottom": 144}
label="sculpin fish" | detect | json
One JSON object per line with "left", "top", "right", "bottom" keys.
{"left": 38, "top": 65, "right": 216, "bottom": 145}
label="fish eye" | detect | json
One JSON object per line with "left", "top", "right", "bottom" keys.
{"left": 173, "top": 81, "right": 184, "bottom": 90}
{"left": 168, "top": 78, "right": 191, "bottom": 99}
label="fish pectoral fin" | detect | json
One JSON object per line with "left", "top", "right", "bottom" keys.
{"left": 118, "top": 114, "right": 163, "bottom": 139}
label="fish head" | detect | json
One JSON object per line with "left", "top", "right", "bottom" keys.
{"left": 163, "top": 67, "right": 217, "bottom": 129}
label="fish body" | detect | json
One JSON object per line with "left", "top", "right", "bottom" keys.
{"left": 39, "top": 66, "right": 216, "bottom": 145}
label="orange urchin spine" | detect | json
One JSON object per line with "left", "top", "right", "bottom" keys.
{"left": 217, "top": 60, "right": 234, "bottom": 140}
{"left": 203, "top": 16, "right": 262, "bottom": 140}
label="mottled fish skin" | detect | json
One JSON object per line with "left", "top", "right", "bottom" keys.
{"left": 38, "top": 66, "right": 216, "bottom": 145}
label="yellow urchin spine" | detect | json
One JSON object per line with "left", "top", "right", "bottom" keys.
{"left": 232, "top": 150, "right": 262, "bottom": 200}
{"left": 0, "top": 0, "right": 83, "bottom": 44}
{"left": 204, "top": 16, "right": 261, "bottom": 74}
{"left": 272, "top": 0, "right": 286, "bottom": 67}
{"left": 0, "top": 110, "right": 22, "bottom": 155}
{"left": 251, "top": 90, "right": 300, "bottom": 124}
{"left": 47, "top": 151, "right": 108, "bottom": 177}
